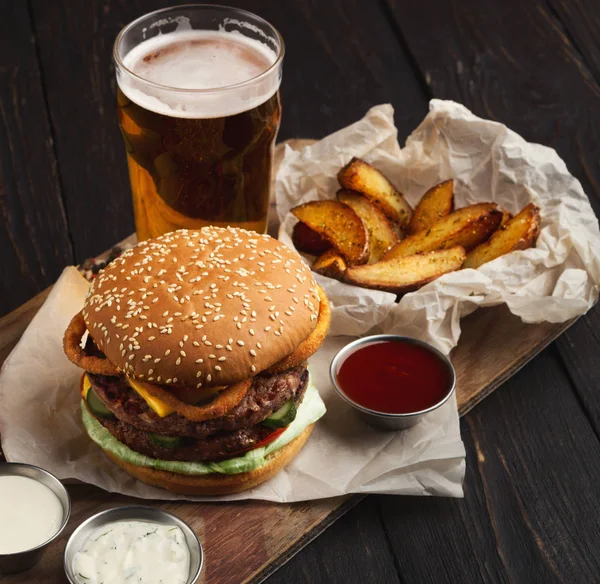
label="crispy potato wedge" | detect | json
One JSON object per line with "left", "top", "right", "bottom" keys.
{"left": 383, "top": 203, "right": 502, "bottom": 260}
{"left": 499, "top": 209, "right": 513, "bottom": 228}
{"left": 337, "top": 158, "right": 412, "bottom": 229}
{"left": 345, "top": 246, "right": 466, "bottom": 294}
{"left": 291, "top": 200, "right": 368, "bottom": 265}
{"left": 463, "top": 203, "right": 540, "bottom": 269}
{"left": 312, "top": 249, "right": 348, "bottom": 280}
{"left": 408, "top": 180, "right": 454, "bottom": 234}
{"left": 336, "top": 189, "right": 399, "bottom": 263}
{"left": 292, "top": 221, "right": 331, "bottom": 255}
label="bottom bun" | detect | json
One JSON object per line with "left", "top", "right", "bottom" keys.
{"left": 104, "top": 424, "right": 315, "bottom": 496}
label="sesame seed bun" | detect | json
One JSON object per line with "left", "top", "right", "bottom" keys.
{"left": 103, "top": 424, "right": 315, "bottom": 495}
{"left": 82, "top": 228, "right": 321, "bottom": 389}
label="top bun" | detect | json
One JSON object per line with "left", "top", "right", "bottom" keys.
{"left": 83, "top": 228, "right": 320, "bottom": 388}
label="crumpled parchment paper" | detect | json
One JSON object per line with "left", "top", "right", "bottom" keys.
{"left": 277, "top": 100, "right": 600, "bottom": 353}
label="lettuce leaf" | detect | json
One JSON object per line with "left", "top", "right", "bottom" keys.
{"left": 81, "top": 379, "right": 325, "bottom": 475}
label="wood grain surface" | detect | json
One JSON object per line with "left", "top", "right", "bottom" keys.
{"left": 2, "top": 1, "right": 600, "bottom": 583}
{"left": 0, "top": 2, "right": 73, "bottom": 316}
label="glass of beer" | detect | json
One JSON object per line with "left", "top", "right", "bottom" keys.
{"left": 113, "top": 5, "right": 283, "bottom": 240}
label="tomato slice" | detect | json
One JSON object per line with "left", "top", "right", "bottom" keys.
{"left": 228, "top": 427, "right": 286, "bottom": 457}
{"left": 254, "top": 427, "right": 286, "bottom": 449}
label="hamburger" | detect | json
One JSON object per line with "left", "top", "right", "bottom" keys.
{"left": 63, "top": 227, "right": 331, "bottom": 495}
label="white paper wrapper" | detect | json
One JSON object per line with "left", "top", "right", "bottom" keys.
{"left": 277, "top": 101, "right": 600, "bottom": 353}
{"left": 0, "top": 267, "right": 465, "bottom": 501}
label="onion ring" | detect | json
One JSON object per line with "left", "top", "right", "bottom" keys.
{"left": 64, "top": 312, "right": 120, "bottom": 376}
{"left": 118, "top": 377, "right": 251, "bottom": 422}
{"left": 264, "top": 285, "right": 331, "bottom": 375}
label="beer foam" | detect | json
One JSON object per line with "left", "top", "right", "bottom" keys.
{"left": 118, "top": 30, "right": 280, "bottom": 119}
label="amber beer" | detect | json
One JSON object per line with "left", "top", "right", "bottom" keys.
{"left": 114, "top": 6, "right": 283, "bottom": 240}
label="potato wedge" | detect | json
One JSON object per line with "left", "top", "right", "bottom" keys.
{"left": 292, "top": 221, "right": 331, "bottom": 255}
{"left": 312, "top": 249, "right": 348, "bottom": 280}
{"left": 383, "top": 203, "right": 502, "bottom": 260}
{"left": 336, "top": 189, "right": 399, "bottom": 263}
{"left": 345, "top": 246, "right": 466, "bottom": 294}
{"left": 408, "top": 180, "right": 454, "bottom": 234}
{"left": 499, "top": 209, "right": 513, "bottom": 228}
{"left": 337, "top": 158, "right": 412, "bottom": 228}
{"left": 291, "top": 200, "right": 368, "bottom": 265}
{"left": 463, "top": 203, "right": 540, "bottom": 269}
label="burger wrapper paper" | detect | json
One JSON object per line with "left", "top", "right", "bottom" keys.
{"left": 3, "top": 100, "right": 600, "bottom": 502}
{"left": 0, "top": 267, "right": 464, "bottom": 500}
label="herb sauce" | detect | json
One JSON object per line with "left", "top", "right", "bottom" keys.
{"left": 72, "top": 521, "right": 190, "bottom": 584}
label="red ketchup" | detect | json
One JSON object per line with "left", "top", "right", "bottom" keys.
{"left": 336, "top": 340, "right": 450, "bottom": 414}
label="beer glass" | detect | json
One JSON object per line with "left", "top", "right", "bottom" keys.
{"left": 114, "top": 5, "right": 283, "bottom": 240}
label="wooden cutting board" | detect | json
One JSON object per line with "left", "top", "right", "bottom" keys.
{"left": 0, "top": 141, "right": 575, "bottom": 583}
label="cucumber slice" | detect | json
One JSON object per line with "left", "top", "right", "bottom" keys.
{"left": 148, "top": 433, "right": 184, "bottom": 448}
{"left": 262, "top": 400, "right": 297, "bottom": 429}
{"left": 86, "top": 387, "right": 115, "bottom": 419}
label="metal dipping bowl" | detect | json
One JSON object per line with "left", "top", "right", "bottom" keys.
{"left": 0, "top": 463, "right": 71, "bottom": 575}
{"left": 63, "top": 505, "right": 203, "bottom": 584}
{"left": 330, "top": 335, "right": 456, "bottom": 431}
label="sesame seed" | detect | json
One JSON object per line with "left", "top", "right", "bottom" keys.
{"left": 176, "top": 357, "right": 181, "bottom": 365}
{"left": 250, "top": 350, "right": 257, "bottom": 356}
{"left": 196, "top": 358, "right": 204, "bottom": 364}
{"left": 218, "top": 356, "right": 226, "bottom": 362}
{"left": 180, "top": 350, "right": 186, "bottom": 357}
{"left": 237, "top": 340, "right": 245, "bottom": 346}
{"left": 215, "top": 365, "right": 222, "bottom": 372}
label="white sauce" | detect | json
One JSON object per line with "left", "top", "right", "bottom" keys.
{"left": 72, "top": 521, "right": 190, "bottom": 584}
{"left": 0, "top": 475, "right": 63, "bottom": 554}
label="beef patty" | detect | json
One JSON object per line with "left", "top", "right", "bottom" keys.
{"left": 87, "top": 365, "right": 308, "bottom": 439}
{"left": 86, "top": 374, "right": 308, "bottom": 462}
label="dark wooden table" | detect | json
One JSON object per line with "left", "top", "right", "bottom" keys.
{"left": 2, "top": 1, "right": 600, "bottom": 582}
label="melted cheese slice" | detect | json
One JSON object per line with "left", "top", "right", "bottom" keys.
{"left": 127, "top": 378, "right": 175, "bottom": 418}
{"left": 127, "top": 378, "right": 222, "bottom": 418}
{"left": 82, "top": 375, "right": 91, "bottom": 399}
{"left": 83, "top": 374, "right": 220, "bottom": 418}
